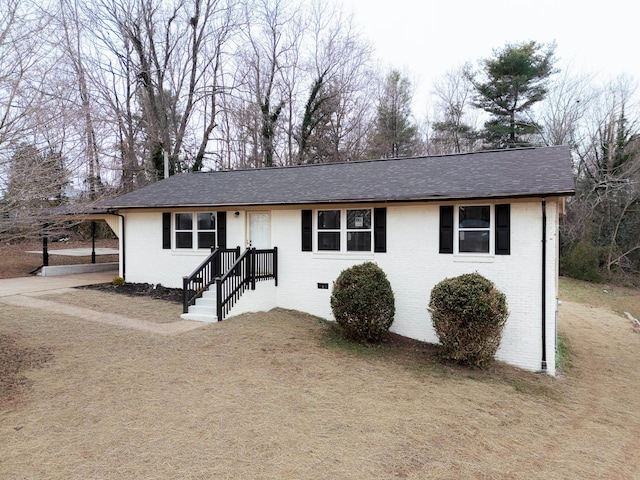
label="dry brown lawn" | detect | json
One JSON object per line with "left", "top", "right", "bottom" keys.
{"left": 0, "top": 279, "right": 639, "bottom": 479}
{"left": 40, "top": 290, "right": 182, "bottom": 323}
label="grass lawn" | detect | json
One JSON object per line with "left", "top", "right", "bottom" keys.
{"left": 0, "top": 278, "right": 639, "bottom": 479}
{"left": 559, "top": 274, "right": 640, "bottom": 318}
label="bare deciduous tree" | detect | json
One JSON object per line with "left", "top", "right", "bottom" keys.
{"left": 59, "top": 0, "right": 104, "bottom": 199}
{"left": 430, "top": 66, "right": 480, "bottom": 154}
{"left": 97, "top": 0, "right": 238, "bottom": 177}
{"left": 235, "top": 0, "right": 303, "bottom": 167}
{"left": 536, "top": 67, "right": 596, "bottom": 148}
{"left": 297, "top": 0, "right": 374, "bottom": 164}
{"left": 562, "top": 76, "right": 640, "bottom": 279}
{"left": 0, "top": 1, "right": 69, "bottom": 239}
{"left": 0, "top": 1, "right": 52, "bottom": 160}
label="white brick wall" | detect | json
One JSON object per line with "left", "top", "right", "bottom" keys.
{"left": 121, "top": 198, "right": 561, "bottom": 375}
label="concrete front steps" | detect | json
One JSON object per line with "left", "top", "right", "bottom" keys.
{"left": 180, "top": 288, "right": 218, "bottom": 323}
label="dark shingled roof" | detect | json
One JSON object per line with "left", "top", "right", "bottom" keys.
{"left": 100, "top": 146, "right": 575, "bottom": 209}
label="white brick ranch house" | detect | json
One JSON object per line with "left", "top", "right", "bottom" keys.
{"left": 97, "top": 146, "right": 574, "bottom": 375}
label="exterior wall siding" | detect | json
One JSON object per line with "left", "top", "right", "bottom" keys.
{"left": 125, "top": 210, "right": 220, "bottom": 288}
{"left": 121, "top": 198, "right": 561, "bottom": 375}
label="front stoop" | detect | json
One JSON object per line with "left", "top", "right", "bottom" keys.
{"left": 180, "top": 289, "right": 218, "bottom": 323}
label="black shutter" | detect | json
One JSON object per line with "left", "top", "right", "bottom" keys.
{"left": 495, "top": 204, "right": 510, "bottom": 255}
{"left": 439, "top": 206, "right": 454, "bottom": 254}
{"left": 374, "top": 207, "right": 387, "bottom": 252}
{"left": 301, "top": 210, "right": 312, "bottom": 251}
{"left": 217, "top": 211, "right": 227, "bottom": 249}
{"left": 162, "top": 212, "right": 171, "bottom": 249}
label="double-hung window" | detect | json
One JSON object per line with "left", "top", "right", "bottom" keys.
{"left": 439, "top": 204, "right": 510, "bottom": 255}
{"left": 174, "top": 212, "right": 216, "bottom": 249}
{"left": 196, "top": 213, "right": 216, "bottom": 249}
{"left": 346, "top": 209, "right": 372, "bottom": 251}
{"left": 458, "top": 206, "right": 490, "bottom": 253}
{"left": 317, "top": 210, "right": 341, "bottom": 251}
{"left": 317, "top": 209, "right": 372, "bottom": 252}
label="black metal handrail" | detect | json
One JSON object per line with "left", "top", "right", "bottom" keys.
{"left": 216, "top": 247, "right": 278, "bottom": 321}
{"left": 182, "top": 247, "right": 240, "bottom": 313}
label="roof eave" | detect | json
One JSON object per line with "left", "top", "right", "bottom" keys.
{"left": 104, "top": 189, "right": 575, "bottom": 210}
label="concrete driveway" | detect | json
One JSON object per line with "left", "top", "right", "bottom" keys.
{"left": 0, "top": 272, "right": 205, "bottom": 335}
{"left": 0, "top": 271, "right": 116, "bottom": 298}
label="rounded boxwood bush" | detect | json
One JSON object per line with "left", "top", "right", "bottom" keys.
{"left": 330, "top": 262, "right": 395, "bottom": 343}
{"left": 429, "top": 272, "right": 508, "bottom": 367}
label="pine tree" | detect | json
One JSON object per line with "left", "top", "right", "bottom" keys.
{"left": 367, "top": 71, "right": 419, "bottom": 158}
{"left": 467, "top": 41, "right": 556, "bottom": 148}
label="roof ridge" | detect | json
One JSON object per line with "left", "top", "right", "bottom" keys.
{"left": 195, "top": 145, "right": 564, "bottom": 174}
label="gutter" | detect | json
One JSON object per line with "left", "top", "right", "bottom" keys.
{"left": 541, "top": 198, "right": 547, "bottom": 372}
{"left": 102, "top": 192, "right": 576, "bottom": 211}
{"left": 109, "top": 211, "right": 126, "bottom": 280}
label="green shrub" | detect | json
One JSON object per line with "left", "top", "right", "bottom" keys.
{"left": 330, "top": 262, "right": 395, "bottom": 343}
{"left": 560, "top": 238, "right": 603, "bottom": 282}
{"left": 429, "top": 273, "right": 508, "bottom": 368}
{"left": 112, "top": 276, "right": 125, "bottom": 286}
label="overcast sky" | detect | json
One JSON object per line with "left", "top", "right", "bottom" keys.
{"left": 341, "top": 0, "right": 638, "bottom": 113}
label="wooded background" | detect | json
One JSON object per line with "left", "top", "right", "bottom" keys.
{"left": 1, "top": 0, "right": 638, "bottom": 282}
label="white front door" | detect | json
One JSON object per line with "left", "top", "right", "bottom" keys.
{"left": 248, "top": 212, "right": 271, "bottom": 249}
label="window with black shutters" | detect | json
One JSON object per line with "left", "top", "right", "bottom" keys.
{"left": 308, "top": 208, "right": 385, "bottom": 253}
{"left": 174, "top": 212, "right": 217, "bottom": 250}
{"left": 439, "top": 204, "right": 510, "bottom": 255}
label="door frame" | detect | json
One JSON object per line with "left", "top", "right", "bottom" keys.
{"left": 247, "top": 211, "right": 271, "bottom": 249}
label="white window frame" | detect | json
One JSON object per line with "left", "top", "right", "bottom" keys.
{"left": 455, "top": 204, "right": 493, "bottom": 255}
{"left": 346, "top": 208, "right": 372, "bottom": 252}
{"left": 316, "top": 208, "right": 373, "bottom": 253}
{"left": 317, "top": 209, "right": 341, "bottom": 251}
{"left": 174, "top": 212, "right": 217, "bottom": 250}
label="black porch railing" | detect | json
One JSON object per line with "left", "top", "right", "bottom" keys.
{"left": 216, "top": 247, "right": 278, "bottom": 321}
{"left": 182, "top": 247, "right": 241, "bottom": 314}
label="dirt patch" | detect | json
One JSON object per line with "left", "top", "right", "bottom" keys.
{"left": 0, "top": 334, "right": 52, "bottom": 408}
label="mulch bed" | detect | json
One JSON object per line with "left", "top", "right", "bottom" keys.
{"left": 80, "top": 282, "right": 184, "bottom": 304}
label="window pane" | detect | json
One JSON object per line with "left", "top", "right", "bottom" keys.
{"left": 459, "top": 206, "right": 490, "bottom": 228}
{"left": 175, "top": 213, "right": 192, "bottom": 230}
{"left": 347, "top": 231, "right": 371, "bottom": 251}
{"left": 198, "top": 232, "right": 215, "bottom": 249}
{"left": 459, "top": 231, "right": 489, "bottom": 253}
{"left": 176, "top": 232, "right": 193, "bottom": 249}
{"left": 198, "top": 212, "right": 215, "bottom": 230}
{"left": 318, "top": 210, "right": 340, "bottom": 229}
{"left": 347, "top": 209, "right": 371, "bottom": 229}
{"left": 318, "top": 232, "right": 340, "bottom": 251}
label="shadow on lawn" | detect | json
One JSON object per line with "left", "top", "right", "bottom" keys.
{"left": 321, "top": 321, "right": 559, "bottom": 398}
